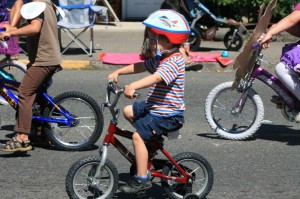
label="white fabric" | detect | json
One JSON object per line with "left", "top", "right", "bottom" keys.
{"left": 53, "top": 4, "right": 65, "bottom": 19}
{"left": 275, "top": 62, "right": 300, "bottom": 100}
{"left": 21, "top": 2, "right": 46, "bottom": 20}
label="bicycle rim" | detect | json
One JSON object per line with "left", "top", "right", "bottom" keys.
{"left": 211, "top": 87, "right": 257, "bottom": 134}
{"left": 0, "top": 61, "right": 26, "bottom": 97}
{"left": 48, "top": 97, "right": 98, "bottom": 148}
{"left": 163, "top": 152, "right": 213, "bottom": 199}
{"left": 73, "top": 162, "right": 114, "bottom": 199}
{"left": 0, "top": 61, "right": 26, "bottom": 82}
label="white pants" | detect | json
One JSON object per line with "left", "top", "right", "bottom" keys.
{"left": 275, "top": 62, "right": 300, "bottom": 100}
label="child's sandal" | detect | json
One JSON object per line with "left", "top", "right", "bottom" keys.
{"left": 0, "top": 137, "right": 33, "bottom": 152}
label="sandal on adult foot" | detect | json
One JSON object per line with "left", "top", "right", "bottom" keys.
{"left": 0, "top": 137, "right": 33, "bottom": 152}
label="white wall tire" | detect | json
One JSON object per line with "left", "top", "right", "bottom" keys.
{"left": 205, "top": 81, "right": 264, "bottom": 140}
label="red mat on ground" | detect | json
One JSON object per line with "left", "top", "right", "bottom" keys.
{"left": 99, "top": 53, "right": 145, "bottom": 65}
{"left": 99, "top": 52, "right": 234, "bottom": 66}
{"left": 189, "top": 52, "right": 220, "bottom": 62}
{"left": 216, "top": 56, "right": 234, "bottom": 67}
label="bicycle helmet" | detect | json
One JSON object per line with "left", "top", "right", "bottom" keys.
{"left": 143, "top": 9, "right": 191, "bottom": 44}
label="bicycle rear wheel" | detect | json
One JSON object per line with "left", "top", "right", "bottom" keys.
{"left": 43, "top": 91, "right": 104, "bottom": 151}
{"left": 162, "top": 152, "right": 214, "bottom": 199}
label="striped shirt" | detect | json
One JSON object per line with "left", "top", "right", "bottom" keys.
{"left": 144, "top": 52, "right": 185, "bottom": 117}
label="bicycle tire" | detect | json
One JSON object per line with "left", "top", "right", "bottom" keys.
{"left": 43, "top": 91, "right": 104, "bottom": 151}
{"left": 205, "top": 81, "right": 264, "bottom": 140}
{"left": 188, "top": 28, "right": 201, "bottom": 51}
{"left": 0, "top": 60, "right": 26, "bottom": 103}
{"left": 0, "top": 60, "right": 26, "bottom": 82}
{"left": 162, "top": 152, "right": 214, "bottom": 199}
{"left": 66, "top": 156, "right": 119, "bottom": 199}
{"left": 223, "top": 30, "right": 243, "bottom": 51}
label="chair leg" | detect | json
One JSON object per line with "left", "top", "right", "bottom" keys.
{"left": 19, "top": 36, "right": 28, "bottom": 55}
{"left": 91, "top": 27, "right": 94, "bottom": 54}
{"left": 60, "top": 28, "right": 92, "bottom": 56}
{"left": 58, "top": 28, "right": 63, "bottom": 51}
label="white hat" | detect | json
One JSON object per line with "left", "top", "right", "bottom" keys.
{"left": 21, "top": 2, "right": 46, "bottom": 20}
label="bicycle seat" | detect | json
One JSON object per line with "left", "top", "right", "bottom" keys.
{"left": 167, "top": 130, "right": 182, "bottom": 140}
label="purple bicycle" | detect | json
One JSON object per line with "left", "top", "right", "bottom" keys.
{"left": 204, "top": 42, "right": 300, "bottom": 140}
{"left": 204, "top": 0, "right": 295, "bottom": 140}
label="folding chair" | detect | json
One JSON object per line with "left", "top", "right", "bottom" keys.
{"left": 57, "top": 0, "right": 107, "bottom": 56}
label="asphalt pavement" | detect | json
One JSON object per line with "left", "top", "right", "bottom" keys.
{"left": 0, "top": 70, "right": 299, "bottom": 199}
{"left": 0, "top": 22, "right": 299, "bottom": 199}
{"left": 13, "top": 22, "right": 300, "bottom": 72}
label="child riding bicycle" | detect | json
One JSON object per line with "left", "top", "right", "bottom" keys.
{"left": 108, "top": 9, "right": 190, "bottom": 193}
{"left": 0, "top": 0, "right": 61, "bottom": 152}
{"left": 260, "top": 2, "right": 300, "bottom": 122}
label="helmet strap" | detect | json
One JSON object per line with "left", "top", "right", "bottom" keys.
{"left": 161, "top": 47, "right": 178, "bottom": 54}
{"left": 154, "top": 35, "right": 178, "bottom": 61}
{"left": 155, "top": 35, "right": 162, "bottom": 61}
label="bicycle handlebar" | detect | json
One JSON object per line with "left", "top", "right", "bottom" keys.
{"left": 0, "top": 27, "right": 9, "bottom": 48}
{"left": 104, "top": 81, "right": 139, "bottom": 110}
{"left": 105, "top": 81, "right": 124, "bottom": 109}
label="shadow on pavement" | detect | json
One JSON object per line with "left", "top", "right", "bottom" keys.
{"left": 0, "top": 125, "right": 99, "bottom": 151}
{"left": 0, "top": 151, "right": 31, "bottom": 158}
{"left": 256, "top": 124, "right": 300, "bottom": 145}
{"left": 197, "top": 124, "right": 300, "bottom": 145}
{"left": 114, "top": 173, "right": 169, "bottom": 199}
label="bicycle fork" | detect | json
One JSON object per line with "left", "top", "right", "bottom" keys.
{"left": 231, "top": 89, "right": 250, "bottom": 115}
{"left": 91, "top": 144, "right": 108, "bottom": 186}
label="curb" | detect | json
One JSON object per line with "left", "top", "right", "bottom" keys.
{"left": 17, "top": 58, "right": 233, "bottom": 72}
{"left": 18, "top": 59, "right": 91, "bottom": 70}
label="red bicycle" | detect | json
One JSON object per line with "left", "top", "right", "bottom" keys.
{"left": 66, "top": 81, "right": 214, "bottom": 199}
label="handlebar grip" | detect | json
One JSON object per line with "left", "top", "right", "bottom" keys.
{"left": 252, "top": 42, "right": 260, "bottom": 49}
{"left": 133, "top": 93, "right": 140, "bottom": 99}
{"left": 0, "top": 27, "right": 6, "bottom": 32}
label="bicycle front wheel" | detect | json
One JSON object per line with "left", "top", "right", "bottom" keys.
{"left": 43, "top": 91, "right": 103, "bottom": 151}
{"left": 162, "top": 152, "right": 214, "bottom": 199}
{"left": 66, "top": 156, "right": 119, "bottom": 199}
{"left": 0, "top": 60, "right": 26, "bottom": 82}
{"left": 205, "top": 81, "right": 264, "bottom": 140}
{"left": 0, "top": 60, "right": 26, "bottom": 106}
{"left": 223, "top": 30, "right": 243, "bottom": 51}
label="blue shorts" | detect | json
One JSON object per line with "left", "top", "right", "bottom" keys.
{"left": 132, "top": 101, "right": 184, "bottom": 141}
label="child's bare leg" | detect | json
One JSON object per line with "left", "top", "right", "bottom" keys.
{"left": 132, "top": 132, "right": 148, "bottom": 177}
{"left": 123, "top": 105, "right": 134, "bottom": 124}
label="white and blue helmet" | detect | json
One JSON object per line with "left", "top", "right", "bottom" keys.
{"left": 143, "top": 9, "right": 191, "bottom": 44}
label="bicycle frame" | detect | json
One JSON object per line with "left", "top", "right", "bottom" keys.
{"left": 253, "top": 65, "right": 299, "bottom": 110}
{"left": 0, "top": 74, "right": 76, "bottom": 126}
{"left": 234, "top": 45, "right": 300, "bottom": 113}
{"left": 92, "top": 82, "right": 192, "bottom": 186}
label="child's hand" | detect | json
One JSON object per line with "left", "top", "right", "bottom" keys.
{"left": 259, "top": 33, "right": 272, "bottom": 49}
{"left": 108, "top": 72, "right": 119, "bottom": 83}
{"left": 124, "top": 85, "right": 136, "bottom": 99}
{"left": 1, "top": 24, "right": 16, "bottom": 32}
